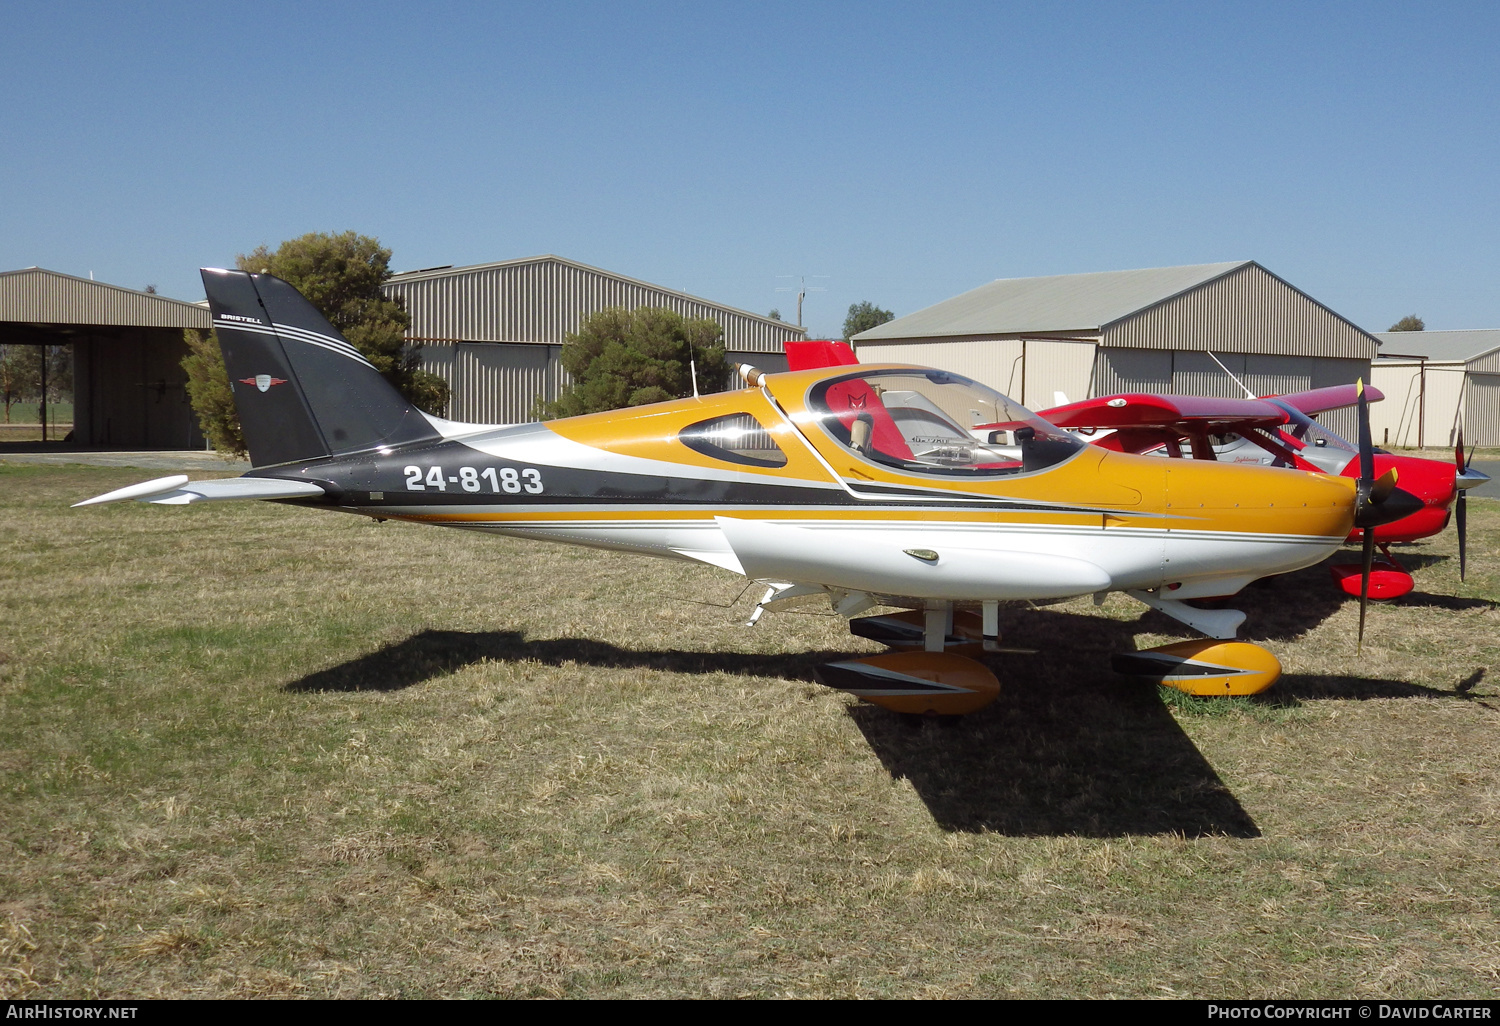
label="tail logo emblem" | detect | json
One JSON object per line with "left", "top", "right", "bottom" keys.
{"left": 240, "top": 374, "right": 288, "bottom": 393}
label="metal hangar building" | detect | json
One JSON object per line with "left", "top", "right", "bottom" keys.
{"left": 0, "top": 267, "right": 210, "bottom": 448}
{"left": 850, "top": 261, "right": 1379, "bottom": 435}
{"left": 1369, "top": 329, "right": 1500, "bottom": 447}
{"left": 385, "top": 255, "right": 807, "bottom": 424}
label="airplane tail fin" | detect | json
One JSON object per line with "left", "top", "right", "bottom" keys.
{"left": 200, "top": 268, "right": 439, "bottom": 468}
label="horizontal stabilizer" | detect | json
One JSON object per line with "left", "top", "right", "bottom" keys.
{"left": 72, "top": 475, "right": 190, "bottom": 507}
{"left": 145, "top": 478, "right": 327, "bottom": 504}
{"left": 75, "top": 477, "right": 325, "bottom": 507}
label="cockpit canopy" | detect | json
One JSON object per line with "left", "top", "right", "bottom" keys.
{"left": 804, "top": 368, "right": 1084, "bottom": 476}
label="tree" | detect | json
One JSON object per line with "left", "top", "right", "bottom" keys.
{"left": 181, "top": 329, "right": 246, "bottom": 455}
{"left": 768, "top": 309, "right": 782, "bottom": 322}
{"left": 844, "top": 301, "right": 893, "bottom": 341}
{"left": 183, "top": 231, "right": 449, "bottom": 457}
{"left": 0, "top": 345, "right": 69, "bottom": 424}
{"left": 0, "top": 346, "right": 41, "bottom": 423}
{"left": 1388, "top": 315, "right": 1425, "bottom": 332}
{"left": 537, "top": 306, "right": 728, "bottom": 419}
{"left": 44, "top": 344, "right": 72, "bottom": 399}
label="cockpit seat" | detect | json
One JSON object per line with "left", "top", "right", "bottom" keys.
{"left": 822, "top": 378, "right": 914, "bottom": 460}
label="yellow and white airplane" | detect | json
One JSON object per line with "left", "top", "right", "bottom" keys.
{"left": 75, "top": 270, "right": 1421, "bottom": 713}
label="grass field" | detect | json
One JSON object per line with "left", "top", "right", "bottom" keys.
{"left": 3, "top": 463, "right": 1499, "bottom": 999}
{"left": 1, "top": 402, "right": 73, "bottom": 425}
{"left": 0, "top": 403, "right": 73, "bottom": 442}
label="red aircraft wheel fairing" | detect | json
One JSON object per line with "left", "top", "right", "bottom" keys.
{"left": 1112, "top": 640, "right": 1282, "bottom": 696}
{"left": 815, "top": 652, "right": 1001, "bottom": 716}
{"left": 1328, "top": 563, "right": 1414, "bottom": 601}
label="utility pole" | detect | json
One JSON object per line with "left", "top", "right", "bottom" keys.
{"left": 775, "top": 275, "right": 828, "bottom": 328}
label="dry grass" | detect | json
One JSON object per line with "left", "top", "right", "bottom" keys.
{"left": 3, "top": 461, "right": 1499, "bottom": 998}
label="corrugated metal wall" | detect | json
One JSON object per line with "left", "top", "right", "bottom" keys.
{"left": 1104, "top": 263, "right": 1378, "bottom": 360}
{"left": 0, "top": 269, "right": 209, "bottom": 329}
{"left": 386, "top": 257, "right": 804, "bottom": 355}
{"left": 1097, "top": 348, "right": 1366, "bottom": 437}
{"left": 1371, "top": 362, "right": 1500, "bottom": 448}
{"left": 1020, "top": 340, "right": 1096, "bottom": 408}
{"left": 1370, "top": 363, "right": 1423, "bottom": 447}
{"left": 420, "top": 342, "right": 567, "bottom": 424}
{"left": 71, "top": 328, "right": 204, "bottom": 448}
{"left": 1470, "top": 350, "right": 1500, "bottom": 375}
{"left": 419, "top": 342, "right": 790, "bottom": 424}
{"left": 1421, "top": 366, "right": 1468, "bottom": 447}
{"left": 1464, "top": 374, "right": 1500, "bottom": 446}
{"left": 853, "top": 338, "right": 1027, "bottom": 397}
{"left": 1093, "top": 347, "right": 1173, "bottom": 393}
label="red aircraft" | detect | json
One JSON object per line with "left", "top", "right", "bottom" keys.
{"left": 1038, "top": 385, "right": 1489, "bottom": 599}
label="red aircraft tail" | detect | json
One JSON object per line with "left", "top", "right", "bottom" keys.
{"left": 785, "top": 339, "right": 859, "bottom": 371}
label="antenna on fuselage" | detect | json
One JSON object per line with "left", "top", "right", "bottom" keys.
{"left": 1207, "top": 351, "right": 1256, "bottom": 399}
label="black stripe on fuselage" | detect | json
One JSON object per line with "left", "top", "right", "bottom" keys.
{"left": 247, "top": 437, "right": 1145, "bottom": 517}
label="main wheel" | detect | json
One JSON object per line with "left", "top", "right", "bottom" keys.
{"left": 815, "top": 651, "right": 1000, "bottom": 715}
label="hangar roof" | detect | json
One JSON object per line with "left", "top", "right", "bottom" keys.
{"left": 854, "top": 261, "right": 1250, "bottom": 340}
{"left": 385, "top": 253, "right": 804, "bottom": 354}
{"left": 0, "top": 267, "right": 210, "bottom": 330}
{"left": 387, "top": 253, "right": 797, "bottom": 333}
{"left": 1375, "top": 329, "right": 1500, "bottom": 364}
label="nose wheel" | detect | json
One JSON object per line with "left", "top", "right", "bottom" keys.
{"left": 1113, "top": 639, "right": 1281, "bottom": 696}
{"left": 1329, "top": 543, "right": 1414, "bottom": 601}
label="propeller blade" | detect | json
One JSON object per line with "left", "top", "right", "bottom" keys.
{"left": 1371, "top": 467, "right": 1399, "bottom": 504}
{"left": 1358, "top": 530, "right": 1375, "bottom": 653}
{"left": 1457, "top": 488, "right": 1468, "bottom": 582}
{"left": 1454, "top": 429, "right": 1469, "bottom": 582}
{"left": 1357, "top": 379, "right": 1375, "bottom": 485}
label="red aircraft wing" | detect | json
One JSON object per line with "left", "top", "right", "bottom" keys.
{"left": 1269, "top": 383, "right": 1384, "bottom": 415}
{"left": 1039, "top": 393, "right": 1289, "bottom": 432}
{"left": 1037, "top": 393, "right": 1297, "bottom": 460}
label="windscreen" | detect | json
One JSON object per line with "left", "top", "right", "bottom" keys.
{"left": 1265, "top": 400, "right": 1358, "bottom": 473}
{"left": 806, "top": 369, "right": 1085, "bottom": 476}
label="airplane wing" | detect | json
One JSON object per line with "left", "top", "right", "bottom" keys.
{"left": 73, "top": 475, "right": 326, "bottom": 507}
{"left": 1039, "top": 393, "right": 1289, "bottom": 432}
{"left": 1270, "top": 383, "right": 1385, "bottom": 415}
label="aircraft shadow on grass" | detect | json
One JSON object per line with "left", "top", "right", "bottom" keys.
{"left": 845, "top": 616, "right": 1265, "bottom": 838}
{"left": 283, "top": 622, "right": 1264, "bottom": 837}
{"left": 283, "top": 583, "right": 1489, "bottom": 839}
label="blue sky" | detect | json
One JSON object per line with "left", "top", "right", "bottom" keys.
{"left": 3, "top": 1, "right": 1497, "bottom": 339}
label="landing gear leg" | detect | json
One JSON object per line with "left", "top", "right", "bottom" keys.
{"left": 982, "top": 600, "right": 1000, "bottom": 653}
{"left": 924, "top": 602, "right": 953, "bottom": 653}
